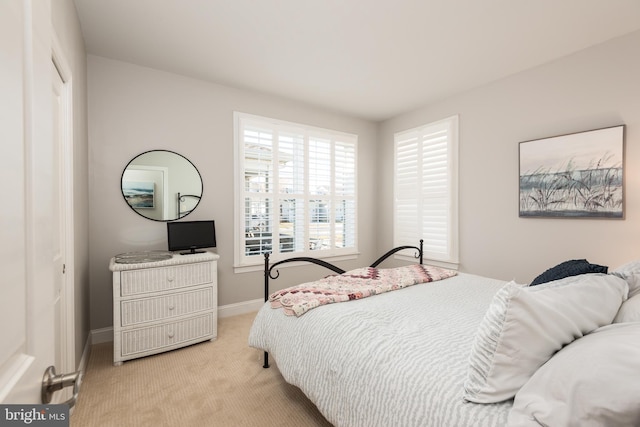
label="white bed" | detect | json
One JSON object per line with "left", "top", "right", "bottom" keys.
{"left": 250, "top": 272, "right": 511, "bottom": 426}
{"left": 249, "top": 257, "right": 640, "bottom": 427}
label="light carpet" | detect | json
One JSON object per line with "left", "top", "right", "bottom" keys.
{"left": 71, "top": 312, "right": 332, "bottom": 426}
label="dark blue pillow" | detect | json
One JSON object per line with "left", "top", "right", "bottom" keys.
{"left": 530, "top": 259, "right": 608, "bottom": 286}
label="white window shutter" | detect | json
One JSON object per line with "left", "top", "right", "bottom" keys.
{"left": 234, "top": 112, "right": 358, "bottom": 268}
{"left": 394, "top": 116, "right": 458, "bottom": 265}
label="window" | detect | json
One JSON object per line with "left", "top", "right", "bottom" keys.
{"left": 234, "top": 112, "right": 357, "bottom": 269}
{"left": 394, "top": 115, "right": 459, "bottom": 267}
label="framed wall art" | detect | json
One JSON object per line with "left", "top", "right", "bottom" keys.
{"left": 519, "top": 125, "right": 625, "bottom": 218}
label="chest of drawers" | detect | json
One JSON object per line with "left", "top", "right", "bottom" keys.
{"left": 109, "top": 252, "right": 219, "bottom": 365}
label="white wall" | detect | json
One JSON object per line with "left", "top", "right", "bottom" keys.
{"left": 88, "top": 29, "right": 640, "bottom": 332}
{"left": 378, "top": 30, "right": 640, "bottom": 284}
{"left": 87, "top": 56, "right": 378, "bottom": 330}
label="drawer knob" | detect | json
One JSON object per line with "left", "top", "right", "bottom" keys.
{"left": 168, "top": 304, "right": 175, "bottom": 311}
{"left": 168, "top": 331, "right": 175, "bottom": 338}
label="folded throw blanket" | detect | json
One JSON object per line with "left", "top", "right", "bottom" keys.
{"left": 269, "top": 264, "right": 457, "bottom": 316}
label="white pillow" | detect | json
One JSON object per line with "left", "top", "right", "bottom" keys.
{"left": 508, "top": 323, "right": 640, "bottom": 427}
{"left": 463, "top": 274, "right": 628, "bottom": 404}
{"left": 611, "top": 260, "right": 640, "bottom": 297}
{"left": 613, "top": 292, "right": 640, "bottom": 323}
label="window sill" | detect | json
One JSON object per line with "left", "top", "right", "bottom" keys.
{"left": 234, "top": 252, "right": 360, "bottom": 274}
{"left": 395, "top": 254, "right": 459, "bottom": 271}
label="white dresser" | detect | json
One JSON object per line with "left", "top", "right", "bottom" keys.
{"left": 109, "top": 251, "right": 219, "bottom": 366}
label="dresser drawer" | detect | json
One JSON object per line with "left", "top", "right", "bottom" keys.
{"left": 120, "top": 262, "right": 214, "bottom": 296}
{"left": 120, "top": 286, "right": 214, "bottom": 327}
{"left": 120, "top": 313, "right": 214, "bottom": 357}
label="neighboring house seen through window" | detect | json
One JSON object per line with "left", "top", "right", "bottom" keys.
{"left": 394, "top": 115, "right": 459, "bottom": 267}
{"left": 234, "top": 112, "right": 358, "bottom": 269}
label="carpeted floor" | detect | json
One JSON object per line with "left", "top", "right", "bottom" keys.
{"left": 70, "top": 312, "right": 332, "bottom": 426}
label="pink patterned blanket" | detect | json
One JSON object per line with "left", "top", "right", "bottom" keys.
{"left": 269, "top": 264, "right": 457, "bottom": 316}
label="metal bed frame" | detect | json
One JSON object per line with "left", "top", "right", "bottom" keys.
{"left": 261, "top": 239, "right": 424, "bottom": 368}
{"left": 177, "top": 192, "right": 201, "bottom": 218}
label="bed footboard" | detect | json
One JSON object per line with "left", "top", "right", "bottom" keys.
{"left": 260, "top": 239, "right": 423, "bottom": 368}
{"left": 369, "top": 239, "right": 423, "bottom": 268}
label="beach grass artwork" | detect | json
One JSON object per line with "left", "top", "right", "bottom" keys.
{"left": 519, "top": 125, "right": 624, "bottom": 218}
{"left": 123, "top": 180, "right": 155, "bottom": 209}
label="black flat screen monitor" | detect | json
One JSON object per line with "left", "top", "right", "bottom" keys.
{"left": 167, "top": 220, "right": 216, "bottom": 255}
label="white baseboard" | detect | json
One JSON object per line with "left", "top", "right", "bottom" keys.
{"left": 218, "top": 298, "right": 263, "bottom": 318}
{"left": 77, "top": 334, "right": 91, "bottom": 376}
{"left": 90, "top": 327, "right": 114, "bottom": 345}
{"left": 70, "top": 335, "right": 92, "bottom": 413}
{"left": 89, "top": 299, "right": 264, "bottom": 343}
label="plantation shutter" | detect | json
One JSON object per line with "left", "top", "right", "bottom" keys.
{"left": 394, "top": 116, "right": 458, "bottom": 264}
{"left": 235, "top": 112, "right": 358, "bottom": 269}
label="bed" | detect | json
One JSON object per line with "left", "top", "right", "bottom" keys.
{"left": 248, "top": 244, "right": 640, "bottom": 427}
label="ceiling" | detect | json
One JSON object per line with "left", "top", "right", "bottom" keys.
{"left": 73, "top": 0, "right": 640, "bottom": 122}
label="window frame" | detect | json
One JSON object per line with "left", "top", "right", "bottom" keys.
{"left": 234, "top": 112, "right": 358, "bottom": 271}
{"left": 393, "top": 115, "right": 459, "bottom": 268}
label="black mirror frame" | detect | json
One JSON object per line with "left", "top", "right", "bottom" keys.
{"left": 120, "top": 150, "right": 203, "bottom": 222}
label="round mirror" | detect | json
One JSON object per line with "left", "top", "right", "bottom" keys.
{"left": 121, "top": 150, "right": 203, "bottom": 221}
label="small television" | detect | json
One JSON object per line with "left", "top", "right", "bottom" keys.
{"left": 167, "top": 220, "right": 216, "bottom": 255}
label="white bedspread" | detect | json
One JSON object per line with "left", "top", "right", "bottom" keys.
{"left": 248, "top": 272, "right": 512, "bottom": 427}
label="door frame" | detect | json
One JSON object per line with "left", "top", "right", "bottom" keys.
{"left": 51, "top": 31, "right": 76, "bottom": 390}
